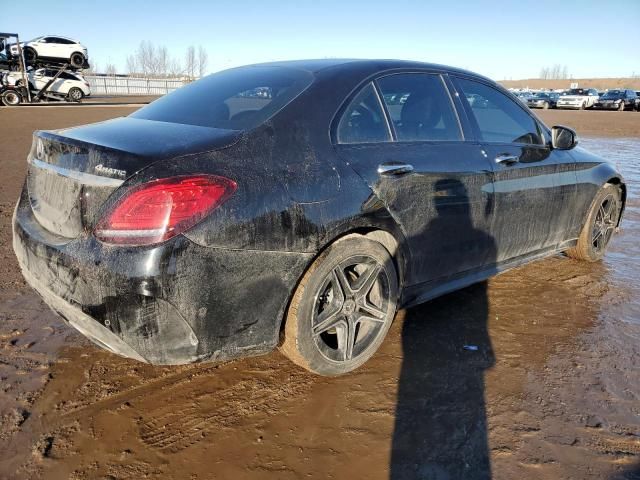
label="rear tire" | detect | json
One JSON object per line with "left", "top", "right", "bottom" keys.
{"left": 566, "top": 184, "right": 622, "bottom": 262}
{"left": 23, "top": 47, "right": 36, "bottom": 64}
{"left": 70, "top": 52, "right": 84, "bottom": 68}
{"left": 1, "top": 90, "right": 22, "bottom": 106}
{"left": 67, "top": 87, "right": 84, "bottom": 102}
{"left": 280, "top": 237, "right": 399, "bottom": 376}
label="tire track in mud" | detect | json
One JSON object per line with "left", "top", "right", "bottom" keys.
{"left": 138, "top": 368, "right": 315, "bottom": 453}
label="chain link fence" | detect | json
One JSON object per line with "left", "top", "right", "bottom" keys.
{"left": 85, "top": 76, "right": 189, "bottom": 96}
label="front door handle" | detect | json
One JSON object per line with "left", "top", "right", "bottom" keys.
{"left": 377, "top": 162, "right": 414, "bottom": 176}
{"left": 495, "top": 154, "right": 519, "bottom": 165}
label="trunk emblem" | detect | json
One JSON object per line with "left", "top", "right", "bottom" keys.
{"left": 95, "top": 164, "right": 126, "bottom": 178}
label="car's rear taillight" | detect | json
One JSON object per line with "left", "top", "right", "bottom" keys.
{"left": 95, "top": 175, "right": 236, "bottom": 246}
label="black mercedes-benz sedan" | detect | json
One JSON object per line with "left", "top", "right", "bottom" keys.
{"left": 13, "top": 59, "right": 625, "bottom": 375}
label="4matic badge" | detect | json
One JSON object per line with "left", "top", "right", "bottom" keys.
{"left": 95, "top": 164, "right": 126, "bottom": 178}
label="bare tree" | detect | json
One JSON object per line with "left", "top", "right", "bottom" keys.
{"left": 539, "top": 67, "right": 550, "bottom": 79}
{"left": 126, "top": 41, "right": 184, "bottom": 78}
{"left": 539, "top": 64, "right": 570, "bottom": 80}
{"left": 85, "top": 61, "right": 99, "bottom": 75}
{"left": 126, "top": 54, "right": 138, "bottom": 75}
{"left": 124, "top": 41, "right": 211, "bottom": 78}
{"left": 185, "top": 45, "right": 196, "bottom": 80}
{"left": 197, "top": 46, "right": 209, "bottom": 78}
{"left": 104, "top": 63, "right": 117, "bottom": 75}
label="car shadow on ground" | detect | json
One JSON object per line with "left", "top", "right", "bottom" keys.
{"left": 390, "top": 178, "right": 495, "bottom": 480}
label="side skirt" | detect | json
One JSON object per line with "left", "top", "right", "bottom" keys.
{"left": 400, "top": 239, "right": 578, "bottom": 310}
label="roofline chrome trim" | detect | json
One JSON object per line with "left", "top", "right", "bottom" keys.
{"left": 30, "top": 158, "right": 125, "bottom": 187}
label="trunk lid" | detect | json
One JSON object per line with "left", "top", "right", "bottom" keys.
{"left": 26, "top": 117, "right": 241, "bottom": 239}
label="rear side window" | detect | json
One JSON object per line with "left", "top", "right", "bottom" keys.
{"left": 456, "top": 78, "right": 544, "bottom": 145}
{"left": 377, "top": 73, "right": 462, "bottom": 142}
{"left": 336, "top": 83, "right": 391, "bottom": 144}
{"left": 131, "top": 66, "right": 313, "bottom": 131}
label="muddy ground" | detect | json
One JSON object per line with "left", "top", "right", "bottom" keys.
{"left": 0, "top": 105, "right": 639, "bottom": 480}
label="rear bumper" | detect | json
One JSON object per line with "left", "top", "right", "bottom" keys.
{"left": 12, "top": 188, "right": 312, "bottom": 365}
{"left": 556, "top": 104, "right": 583, "bottom": 109}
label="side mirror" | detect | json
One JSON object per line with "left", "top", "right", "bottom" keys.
{"left": 551, "top": 125, "right": 578, "bottom": 150}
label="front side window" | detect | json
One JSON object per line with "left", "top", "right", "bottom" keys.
{"left": 131, "top": 65, "right": 314, "bottom": 131}
{"left": 336, "top": 83, "right": 391, "bottom": 144}
{"left": 377, "top": 73, "right": 462, "bottom": 142}
{"left": 456, "top": 77, "right": 543, "bottom": 145}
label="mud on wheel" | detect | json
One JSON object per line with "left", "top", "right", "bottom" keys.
{"left": 566, "top": 183, "right": 622, "bottom": 262}
{"left": 281, "top": 237, "right": 399, "bottom": 376}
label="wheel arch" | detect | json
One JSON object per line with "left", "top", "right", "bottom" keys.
{"left": 277, "top": 224, "right": 410, "bottom": 337}
{"left": 606, "top": 176, "right": 626, "bottom": 226}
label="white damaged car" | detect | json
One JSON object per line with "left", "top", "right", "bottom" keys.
{"left": 556, "top": 88, "right": 599, "bottom": 110}
{"left": 8, "top": 36, "right": 88, "bottom": 68}
{"left": 6, "top": 68, "right": 90, "bottom": 101}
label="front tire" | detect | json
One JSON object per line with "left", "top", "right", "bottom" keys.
{"left": 580, "top": 102, "right": 586, "bottom": 110}
{"left": 566, "top": 184, "right": 622, "bottom": 262}
{"left": 67, "top": 87, "right": 84, "bottom": 102}
{"left": 281, "top": 237, "right": 399, "bottom": 376}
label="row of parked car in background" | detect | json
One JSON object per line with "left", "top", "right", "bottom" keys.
{"left": 0, "top": 33, "right": 91, "bottom": 105}
{"left": 513, "top": 88, "right": 640, "bottom": 112}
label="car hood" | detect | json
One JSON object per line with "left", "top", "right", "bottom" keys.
{"left": 560, "top": 95, "right": 587, "bottom": 101}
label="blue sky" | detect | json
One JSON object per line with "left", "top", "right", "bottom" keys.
{"left": 3, "top": 0, "right": 639, "bottom": 79}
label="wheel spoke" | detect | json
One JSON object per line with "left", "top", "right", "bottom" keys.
{"left": 592, "top": 228, "right": 603, "bottom": 247}
{"left": 333, "top": 266, "right": 354, "bottom": 297}
{"left": 342, "top": 318, "right": 356, "bottom": 361}
{"left": 357, "top": 301, "right": 386, "bottom": 322}
{"left": 312, "top": 309, "right": 343, "bottom": 336}
{"left": 329, "top": 269, "right": 346, "bottom": 306}
{"left": 354, "top": 263, "right": 382, "bottom": 297}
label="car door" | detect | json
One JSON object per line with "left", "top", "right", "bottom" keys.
{"left": 451, "top": 76, "right": 577, "bottom": 262}
{"left": 44, "top": 37, "right": 66, "bottom": 59}
{"left": 34, "top": 37, "right": 55, "bottom": 58}
{"left": 32, "top": 69, "right": 47, "bottom": 90}
{"left": 334, "top": 73, "right": 496, "bottom": 287}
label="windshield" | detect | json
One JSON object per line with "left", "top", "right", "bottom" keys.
{"left": 601, "top": 90, "right": 623, "bottom": 98}
{"left": 534, "top": 93, "right": 549, "bottom": 98}
{"left": 564, "top": 88, "right": 589, "bottom": 96}
{"left": 131, "top": 65, "right": 314, "bottom": 130}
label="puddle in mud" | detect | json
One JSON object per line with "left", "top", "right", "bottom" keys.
{"left": 0, "top": 137, "right": 639, "bottom": 479}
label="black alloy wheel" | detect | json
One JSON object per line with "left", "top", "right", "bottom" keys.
{"left": 281, "top": 237, "right": 399, "bottom": 376}
{"left": 591, "top": 193, "right": 618, "bottom": 255}
{"left": 566, "top": 184, "right": 622, "bottom": 262}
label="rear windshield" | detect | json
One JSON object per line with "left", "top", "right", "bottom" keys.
{"left": 131, "top": 65, "right": 313, "bottom": 130}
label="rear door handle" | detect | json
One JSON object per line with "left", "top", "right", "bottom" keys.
{"left": 377, "top": 162, "right": 414, "bottom": 176}
{"left": 495, "top": 154, "right": 519, "bottom": 165}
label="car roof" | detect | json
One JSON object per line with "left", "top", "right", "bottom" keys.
{"left": 42, "top": 35, "right": 79, "bottom": 42}
{"left": 248, "top": 58, "right": 491, "bottom": 81}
